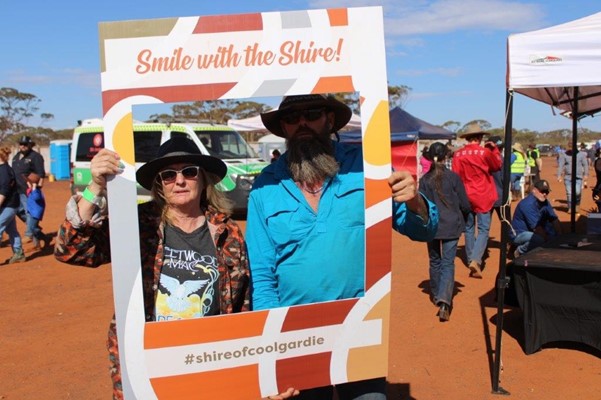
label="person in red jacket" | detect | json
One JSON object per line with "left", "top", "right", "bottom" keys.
{"left": 452, "top": 123, "right": 502, "bottom": 278}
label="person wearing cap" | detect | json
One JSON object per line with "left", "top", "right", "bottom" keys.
{"left": 420, "top": 142, "right": 471, "bottom": 322}
{"left": 54, "top": 137, "right": 298, "bottom": 400}
{"left": 451, "top": 123, "right": 502, "bottom": 278}
{"left": 0, "top": 145, "right": 26, "bottom": 264}
{"left": 246, "top": 94, "right": 438, "bottom": 399}
{"left": 11, "top": 135, "right": 48, "bottom": 246}
{"left": 557, "top": 141, "right": 589, "bottom": 214}
{"left": 510, "top": 179, "right": 561, "bottom": 257}
{"left": 510, "top": 142, "right": 528, "bottom": 201}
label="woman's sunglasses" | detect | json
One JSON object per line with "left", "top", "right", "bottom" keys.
{"left": 281, "top": 108, "right": 326, "bottom": 125}
{"left": 158, "top": 166, "right": 200, "bottom": 184}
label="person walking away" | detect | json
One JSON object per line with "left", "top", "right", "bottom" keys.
{"left": 420, "top": 143, "right": 471, "bottom": 322}
{"left": 510, "top": 142, "right": 527, "bottom": 200}
{"left": 592, "top": 147, "right": 601, "bottom": 212}
{"left": 247, "top": 94, "right": 438, "bottom": 399}
{"left": 0, "top": 146, "right": 26, "bottom": 263}
{"left": 579, "top": 142, "right": 590, "bottom": 188}
{"left": 419, "top": 145, "right": 432, "bottom": 177}
{"left": 488, "top": 136, "right": 505, "bottom": 221}
{"left": 586, "top": 143, "right": 596, "bottom": 170}
{"left": 557, "top": 141, "right": 589, "bottom": 214}
{"left": 511, "top": 180, "right": 561, "bottom": 257}
{"left": 452, "top": 123, "right": 502, "bottom": 278}
{"left": 527, "top": 143, "right": 542, "bottom": 184}
{"left": 444, "top": 140, "right": 455, "bottom": 169}
{"left": 54, "top": 137, "right": 297, "bottom": 400}
{"left": 11, "top": 136, "right": 46, "bottom": 242}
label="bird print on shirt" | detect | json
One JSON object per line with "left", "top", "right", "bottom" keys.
{"left": 159, "top": 274, "right": 209, "bottom": 312}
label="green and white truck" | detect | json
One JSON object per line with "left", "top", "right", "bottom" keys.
{"left": 71, "top": 118, "right": 269, "bottom": 213}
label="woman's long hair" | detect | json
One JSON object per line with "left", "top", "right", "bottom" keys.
{"left": 426, "top": 142, "right": 449, "bottom": 208}
{"left": 150, "top": 168, "right": 233, "bottom": 225}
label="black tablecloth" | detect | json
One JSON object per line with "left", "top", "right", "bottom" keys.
{"left": 511, "top": 234, "right": 601, "bottom": 354}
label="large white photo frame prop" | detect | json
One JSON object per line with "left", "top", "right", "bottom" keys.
{"left": 99, "top": 7, "right": 392, "bottom": 399}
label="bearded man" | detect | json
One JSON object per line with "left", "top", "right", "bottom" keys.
{"left": 245, "top": 94, "right": 438, "bottom": 400}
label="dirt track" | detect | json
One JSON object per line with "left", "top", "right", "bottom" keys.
{"left": 1, "top": 160, "right": 600, "bottom": 399}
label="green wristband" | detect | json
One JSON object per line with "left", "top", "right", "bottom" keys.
{"left": 82, "top": 186, "right": 104, "bottom": 206}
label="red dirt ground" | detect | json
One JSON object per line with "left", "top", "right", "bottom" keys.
{"left": 1, "top": 160, "right": 600, "bottom": 399}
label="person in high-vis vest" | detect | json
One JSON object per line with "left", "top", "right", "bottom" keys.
{"left": 527, "top": 143, "right": 542, "bottom": 184}
{"left": 510, "top": 142, "right": 527, "bottom": 200}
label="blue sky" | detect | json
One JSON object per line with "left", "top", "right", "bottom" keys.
{"left": 2, "top": 0, "right": 600, "bottom": 132}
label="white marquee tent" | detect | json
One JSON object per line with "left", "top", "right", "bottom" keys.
{"left": 507, "top": 11, "right": 601, "bottom": 117}
{"left": 492, "top": 11, "right": 601, "bottom": 395}
{"left": 506, "top": 10, "right": 601, "bottom": 233}
{"left": 227, "top": 113, "right": 268, "bottom": 132}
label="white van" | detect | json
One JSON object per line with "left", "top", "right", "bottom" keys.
{"left": 70, "top": 118, "right": 269, "bottom": 213}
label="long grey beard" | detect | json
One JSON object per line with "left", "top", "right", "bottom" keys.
{"left": 287, "top": 139, "right": 339, "bottom": 186}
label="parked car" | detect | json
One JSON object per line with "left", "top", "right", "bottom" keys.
{"left": 536, "top": 144, "right": 554, "bottom": 157}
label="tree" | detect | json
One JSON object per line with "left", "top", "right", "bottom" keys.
{"left": 0, "top": 87, "right": 54, "bottom": 143}
{"left": 388, "top": 84, "right": 411, "bottom": 109}
{"left": 1, "top": 87, "right": 39, "bottom": 141}
{"left": 441, "top": 120, "right": 461, "bottom": 132}
{"left": 232, "top": 101, "right": 272, "bottom": 119}
{"left": 149, "top": 100, "right": 240, "bottom": 125}
{"left": 459, "top": 119, "right": 492, "bottom": 133}
{"left": 330, "top": 84, "right": 412, "bottom": 115}
{"left": 330, "top": 92, "right": 360, "bottom": 114}
{"left": 513, "top": 128, "right": 538, "bottom": 146}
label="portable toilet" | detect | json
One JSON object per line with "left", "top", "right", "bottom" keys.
{"left": 49, "top": 139, "right": 72, "bottom": 180}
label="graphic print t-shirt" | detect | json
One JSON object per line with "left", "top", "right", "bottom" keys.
{"left": 155, "top": 223, "right": 220, "bottom": 321}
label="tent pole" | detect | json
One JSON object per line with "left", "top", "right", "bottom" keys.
{"left": 492, "top": 89, "right": 513, "bottom": 396}
{"left": 570, "top": 87, "right": 579, "bottom": 232}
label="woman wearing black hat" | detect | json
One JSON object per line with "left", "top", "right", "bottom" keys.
{"left": 54, "top": 137, "right": 297, "bottom": 400}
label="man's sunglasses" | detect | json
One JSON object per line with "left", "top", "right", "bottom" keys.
{"left": 281, "top": 108, "right": 326, "bottom": 125}
{"left": 158, "top": 166, "right": 201, "bottom": 184}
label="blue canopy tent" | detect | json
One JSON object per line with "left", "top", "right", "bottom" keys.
{"left": 338, "top": 107, "right": 456, "bottom": 143}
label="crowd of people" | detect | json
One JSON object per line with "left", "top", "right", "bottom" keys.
{"left": 2, "top": 94, "right": 596, "bottom": 398}
{"left": 1, "top": 136, "right": 50, "bottom": 264}
{"left": 415, "top": 130, "right": 601, "bottom": 312}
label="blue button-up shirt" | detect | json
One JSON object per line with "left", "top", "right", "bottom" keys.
{"left": 246, "top": 141, "right": 438, "bottom": 310}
